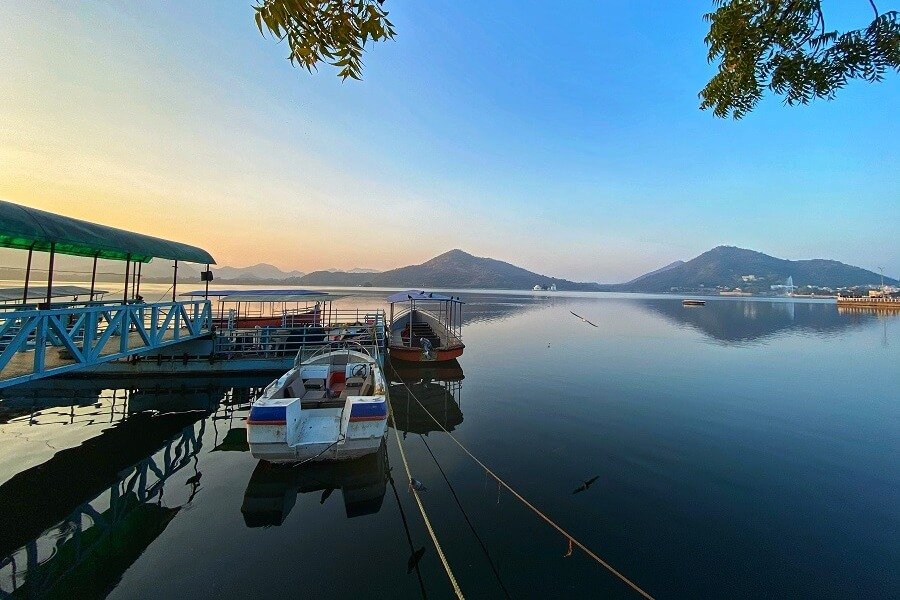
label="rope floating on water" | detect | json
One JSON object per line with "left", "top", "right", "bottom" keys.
{"left": 388, "top": 398, "right": 465, "bottom": 599}
{"left": 389, "top": 363, "right": 656, "bottom": 600}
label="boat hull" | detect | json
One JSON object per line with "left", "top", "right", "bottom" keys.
{"left": 388, "top": 344, "right": 464, "bottom": 363}
{"left": 249, "top": 437, "right": 383, "bottom": 464}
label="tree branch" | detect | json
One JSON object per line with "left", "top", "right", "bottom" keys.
{"left": 868, "top": 1, "right": 879, "bottom": 19}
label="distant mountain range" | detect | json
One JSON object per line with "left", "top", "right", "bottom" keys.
{"left": 286, "top": 249, "right": 600, "bottom": 290}
{"left": 138, "top": 261, "right": 307, "bottom": 284}
{"left": 277, "top": 246, "right": 892, "bottom": 292}
{"left": 324, "top": 267, "right": 381, "bottom": 274}
{"left": 5, "top": 245, "right": 891, "bottom": 294}
{"left": 610, "top": 246, "right": 896, "bottom": 293}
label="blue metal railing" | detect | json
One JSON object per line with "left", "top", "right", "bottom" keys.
{"left": 0, "top": 300, "right": 212, "bottom": 388}
{"left": 211, "top": 309, "right": 387, "bottom": 365}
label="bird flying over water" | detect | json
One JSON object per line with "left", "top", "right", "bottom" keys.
{"left": 572, "top": 475, "right": 600, "bottom": 494}
{"left": 569, "top": 311, "right": 599, "bottom": 328}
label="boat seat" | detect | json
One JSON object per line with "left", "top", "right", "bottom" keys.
{"left": 302, "top": 378, "right": 325, "bottom": 390}
{"left": 345, "top": 376, "right": 365, "bottom": 389}
{"left": 327, "top": 371, "right": 346, "bottom": 398}
{"left": 301, "top": 389, "right": 327, "bottom": 401}
{"left": 284, "top": 383, "right": 303, "bottom": 399}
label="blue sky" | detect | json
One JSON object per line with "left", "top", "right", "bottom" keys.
{"left": 1, "top": 1, "right": 897, "bottom": 282}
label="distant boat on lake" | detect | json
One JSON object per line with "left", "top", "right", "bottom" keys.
{"left": 683, "top": 299, "right": 706, "bottom": 306}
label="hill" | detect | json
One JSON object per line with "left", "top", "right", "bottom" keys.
{"left": 616, "top": 246, "right": 896, "bottom": 293}
{"left": 293, "top": 249, "right": 600, "bottom": 291}
{"left": 625, "top": 260, "right": 685, "bottom": 286}
{"left": 213, "top": 263, "right": 305, "bottom": 282}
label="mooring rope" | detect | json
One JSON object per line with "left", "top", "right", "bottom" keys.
{"left": 389, "top": 363, "right": 656, "bottom": 600}
{"left": 419, "top": 433, "right": 512, "bottom": 599}
{"left": 388, "top": 400, "right": 465, "bottom": 599}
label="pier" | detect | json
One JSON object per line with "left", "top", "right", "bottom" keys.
{"left": 836, "top": 296, "right": 900, "bottom": 310}
{"left": 0, "top": 200, "right": 215, "bottom": 389}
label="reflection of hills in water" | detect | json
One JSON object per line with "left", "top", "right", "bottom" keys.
{"left": 0, "top": 376, "right": 267, "bottom": 598}
{"left": 639, "top": 299, "right": 882, "bottom": 344}
{"left": 241, "top": 443, "right": 389, "bottom": 527}
{"left": 458, "top": 293, "right": 549, "bottom": 325}
{"left": 389, "top": 359, "right": 464, "bottom": 435}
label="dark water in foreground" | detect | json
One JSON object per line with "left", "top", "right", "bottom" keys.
{"left": 1, "top": 293, "right": 897, "bottom": 599}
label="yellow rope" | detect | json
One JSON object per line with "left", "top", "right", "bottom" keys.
{"left": 389, "top": 364, "right": 656, "bottom": 600}
{"left": 388, "top": 397, "right": 465, "bottom": 599}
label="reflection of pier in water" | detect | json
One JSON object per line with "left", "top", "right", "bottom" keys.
{"left": 241, "top": 443, "right": 389, "bottom": 527}
{"left": 0, "top": 377, "right": 267, "bottom": 598}
{"left": 389, "top": 359, "right": 464, "bottom": 435}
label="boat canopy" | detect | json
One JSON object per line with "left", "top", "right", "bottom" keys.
{"left": 0, "top": 285, "right": 108, "bottom": 302}
{"left": 0, "top": 199, "right": 215, "bottom": 264}
{"left": 180, "top": 289, "right": 340, "bottom": 302}
{"left": 386, "top": 290, "right": 463, "bottom": 304}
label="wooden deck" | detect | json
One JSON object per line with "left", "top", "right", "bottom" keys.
{"left": 0, "top": 327, "right": 193, "bottom": 383}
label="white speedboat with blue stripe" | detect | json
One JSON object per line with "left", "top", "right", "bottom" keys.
{"left": 247, "top": 343, "right": 388, "bottom": 463}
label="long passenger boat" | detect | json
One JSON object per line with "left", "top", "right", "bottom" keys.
{"left": 387, "top": 290, "right": 464, "bottom": 363}
{"left": 181, "top": 289, "right": 334, "bottom": 329}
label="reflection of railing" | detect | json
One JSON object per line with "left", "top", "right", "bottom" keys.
{"left": 0, "top": 420, "right": 206, "bottom": 598}
{"left": 0, "top": 301, "right": 212, "bottom": 388}
{"left": 214, "top": 309, "right": 386, "bottom": 364}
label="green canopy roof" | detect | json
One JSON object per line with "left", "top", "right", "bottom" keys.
{"left": 0, "top": 200, "right": 215, "bottom": 264}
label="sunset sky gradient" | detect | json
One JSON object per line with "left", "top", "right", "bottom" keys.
{"left": 1, "top": 2, "right": 897, "bottom": 282}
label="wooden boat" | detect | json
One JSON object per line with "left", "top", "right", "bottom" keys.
{"left": 246, "top": 343, "right": 388, "bottom": 464}
{"left": 181, "top": 289, "right": 334, "bottom": 329}
{"left": 388, "top": 291, "right": 465, "bottom": 363}
{"left": 682, "top": 299, "right": 706, "bottom": 306}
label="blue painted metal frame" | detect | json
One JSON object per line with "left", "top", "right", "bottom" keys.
{"left": 0, "top": 300, "right": 212, "bottom": 389}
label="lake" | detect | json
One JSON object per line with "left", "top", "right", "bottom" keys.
{"left": 1, "top": 291, "right": 897, "bottom": 599}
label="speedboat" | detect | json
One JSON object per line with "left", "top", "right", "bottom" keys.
{"left": 682, "top": 299, "right": 706, "bottom": 306}
{"left": 247, "top": 343, "right": 388, "bottom": 463}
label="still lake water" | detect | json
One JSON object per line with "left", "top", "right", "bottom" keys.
{"left": 0, "top": 291, "right": 897, "bottom": 599}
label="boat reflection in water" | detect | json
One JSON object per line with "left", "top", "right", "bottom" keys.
{"left": 389, "top": 359, "right": 464, "bottom": 435}
{"left": 0, "top": 376, "right": 267, "bottom": 599}
{"left": 241, "top": 442, "right": 389, "bottom": 527}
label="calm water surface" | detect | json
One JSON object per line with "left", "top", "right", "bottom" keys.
{"left": 1, "top": 292, "right": 897, "bottom": 599}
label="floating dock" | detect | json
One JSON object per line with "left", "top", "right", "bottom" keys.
{"left": 0, "top": 199, "right": 216, "bottom": 389}
{"left": 836, "top": 296, "right": 900, "bottom": 310}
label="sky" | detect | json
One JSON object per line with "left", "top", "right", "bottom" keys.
{"left": 0, "top": 1, "right": 897, "bottom": 283}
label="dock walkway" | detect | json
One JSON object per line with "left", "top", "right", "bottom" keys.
{"left": 0, "top": 301, "right": 211, "bottom": 389}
